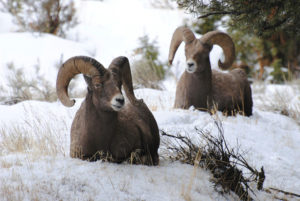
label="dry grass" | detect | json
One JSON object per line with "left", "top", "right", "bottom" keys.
{"left": 181, "top": 148, "right": 202, "bottom": 201}
{"left": 0, "top": 104, "right": 70, "bottom": 200}
{"left": 146, "top": 95, "right": 167, "bottom": 111}
{"left": 0, "top": 109, "right": 68, "bottom": 158}
{"left": 253, "top": 80, "right": 300, "bottom": 124}
{"left": 0, "top": 125, "right": 65, "bottom": 157}
{"left": 0, "top": 166, "right": 60, "bottom": 201}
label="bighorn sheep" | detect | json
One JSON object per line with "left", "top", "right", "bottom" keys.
{"left": 56, "top": 56, "right": 160, "bottom": 165}
{"left": 169, "top": 26, "right": 253, "bottom": 116}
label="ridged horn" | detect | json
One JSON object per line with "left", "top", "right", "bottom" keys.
{"left": 56, "top": 56, "right": 106, "bottom": 107}
{"left": 200, "top": 31, "right": 235, "bottom": 70}
{"left": 168, "top": 26, "right": 196, "bottom": 65}
{"left": 109, "top": 56, "right": 138, "bottom": 104}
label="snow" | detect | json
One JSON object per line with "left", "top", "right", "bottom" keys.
{"left": 68, "top": 0, "right": 190, "bottom": 65}
{"left": 1, "top": 153, "right": 233, "bottom": 201}
{"left": 1, "top": 0, "right": 300, "bottom": 200}
{"left": 0, "top": 12, "right": 17, "bottom": 32}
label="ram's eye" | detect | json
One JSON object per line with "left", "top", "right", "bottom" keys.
{"left": 94, "top": 83, "right": 102, "bottom": 89}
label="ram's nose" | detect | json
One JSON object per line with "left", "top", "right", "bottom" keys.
{"left": 186, "top": 59, "right": 196, "bottom": 73}
{"left": 187, "top": 62, "right": 194, "bottom": 67}
{"left": 116, "top": 97, "right": 124, "bottom": 105}
{"left": 111, "top": 94, "right": 125, "bottom": 111}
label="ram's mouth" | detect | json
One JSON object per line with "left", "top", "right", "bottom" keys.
{"left": 186, "top": 59, "right": 196, "bottom": 73}
{"left": 111, "top": 104, "right": 123, "bottom": 111}
{"left": 186, "top": 67, "right": 195, "bottom": 73}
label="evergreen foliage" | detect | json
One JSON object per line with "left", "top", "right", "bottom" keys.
{"left": 177, "top": 0, "right": 300, "bottom": 37}
{"left": 177, "top": 0, "right": 300, "bottom": 81}
{"left": 132, "top": 35, "right": 166, "bottom": 89}
{"left": 190, "top": 15, "right": 222, "bottom": 35}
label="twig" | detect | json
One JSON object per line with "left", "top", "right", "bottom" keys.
{"left": 197, "top": 10, "right": 242, "bottom": 18}
{"left": 268, "top": 187, "right": 300, "bottom": 198}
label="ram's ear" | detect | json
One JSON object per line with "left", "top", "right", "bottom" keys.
{"left": 108, "top": 56, "right": 139, "bottom": 104}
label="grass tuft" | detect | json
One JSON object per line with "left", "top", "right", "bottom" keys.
{"left": 0, "top": 107, "right": 68, "bottom": 157}
{"left": 253, "top": 81, "right": 300, "bottom": 124}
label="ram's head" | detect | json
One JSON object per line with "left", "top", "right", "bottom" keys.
{"left": 168, "top": 26, "right": 235, "bottom": 73}
{"left": 56, "top": 56, "right": 136, "bottom": 112}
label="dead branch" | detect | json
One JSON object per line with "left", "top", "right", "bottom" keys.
{"left": 268, "top": 187, "right": 300, "bottom": 198}
{"left": 160, "top": 117, "right": 270, "bottom": 200}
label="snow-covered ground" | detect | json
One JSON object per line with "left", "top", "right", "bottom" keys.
{"left": 0, "top": 0, "right": 300, "bottom": 200}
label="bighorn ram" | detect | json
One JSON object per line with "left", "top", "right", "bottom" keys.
{"left": 56, "top": 56, "right": 160, "bottom": 165}
{"left": 169, "top": 26, "right": 253, "bottom": 116}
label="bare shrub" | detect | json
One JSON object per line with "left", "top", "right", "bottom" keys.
{"left": 0, "top": 60, "right": 86, "bottom": 105}
{"left": 132, "top": 59, "right": 165, "bottom": 89}
{"left": 0, "top": 0, "right": 78, "bottom": 37}
{"left": 2, "top": 62, "right": 57, "bottom": 104}
{"left": 132, "top": 35, "right": 167, "bottom": 89}
{"left": 150, "top": 0, "right": 175, "bottom": 9}
{"left": 160, "top": 118, "right": 265, "bottom": 201}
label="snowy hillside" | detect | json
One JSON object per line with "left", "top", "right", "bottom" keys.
{"left": 1, "top": 0, "right": 300, "bottom": 201}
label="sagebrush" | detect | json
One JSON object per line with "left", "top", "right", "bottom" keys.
{"left": 0, "top": 0, "right": 78, "bottom": 37}
{"left": 132, "top": 35, "right": 166, "bottom": 89}
{"left": 0, "top": 61, "right": 86, "bottom": 105}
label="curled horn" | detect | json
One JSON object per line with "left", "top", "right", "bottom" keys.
{"left": 200, "top": 31, "right": 235, "bottom": 70}
{"left": 108, "top": 56, "right": 139, "bottom": 105}
{"left": 56, "top": 56, "right": 106, "bottom": 107}
{"left": 168, "top": 26, "right": 196, "bottom": 65}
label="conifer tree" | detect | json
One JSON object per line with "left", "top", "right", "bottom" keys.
{"left": 177, "top": 0, "right": 300, "bottom": 82}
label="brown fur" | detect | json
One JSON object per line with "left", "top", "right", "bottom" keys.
{"left": 169, "top": 26, "right": 253, "bottom": 116}
{"left": 57, "top": 56, "right": 159, "bottom": 165}
{"left": 211, "top": 69, "right": 253, "bottom": 116}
